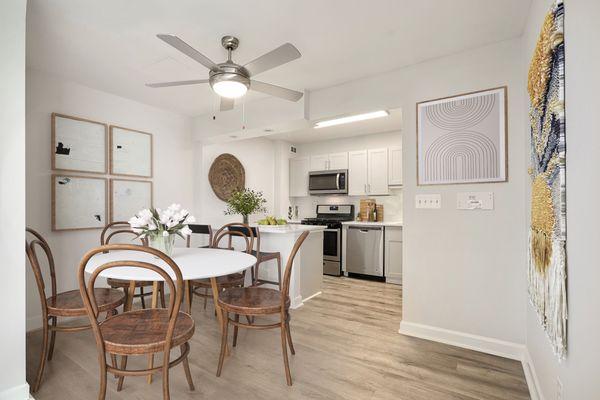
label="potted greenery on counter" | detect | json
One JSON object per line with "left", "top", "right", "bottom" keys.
{"left": 224, "top": 188, "right": 267, "bottom": 224}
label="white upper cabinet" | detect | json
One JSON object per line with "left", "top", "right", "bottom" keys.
{"left": 348, "top": 150, "right": 368, "bottom": 196}
{"left": 388, "top": 145, "right": 402, "bottom": 186}
{"left": 368, "top": 148, "right": 389, "bottom": 195}
{"left": 309, "top": 154, "right": 329, "bottom": 171}
{"left": 310, "top": 152, "right": 348, "bottom": 171}
{"left": 328, "top": 152, "right": 349, "bottom": 170}
{"left": 289, "top": 157, "right": 310, "bottom": 197}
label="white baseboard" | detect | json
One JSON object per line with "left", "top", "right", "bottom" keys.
{"left": 0, "top": 383, "right": 29, "bottom": 400}
{"left": 399, "top": 321, "right": 525, "bottom": 361}
{"left": 302, "top": 291, "right": 322, "bottom": 303}
{"left": 399, "top": 321, "right": 544, "bottom": 400}
{"left": 521, "top": 349, "right": 544, "bottom": 400}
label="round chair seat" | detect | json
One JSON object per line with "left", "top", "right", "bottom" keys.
{"left": 100, "top": 309, "right": 194, "bottom": 355}
{"left": 47, "top": 288, "right": 125, "bottom": 317}
{"left": 191, "top": 273, "right": 244, "bottom": 289}
{"left": 106, "top": 278, "right": 155, "bottom": 288}
{"left": 218, "top": 287, "right": 289, "bottom": 315}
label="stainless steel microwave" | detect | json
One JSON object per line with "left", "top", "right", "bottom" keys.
{"left": 308, "top": 169, "right": 348, "bottom": 195}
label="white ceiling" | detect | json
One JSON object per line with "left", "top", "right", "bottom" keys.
{"left": 26, "top": 0, "right": 531, "bottom": 117}
{"left": 267, "top": 108, "right": 403, "bottom": 144}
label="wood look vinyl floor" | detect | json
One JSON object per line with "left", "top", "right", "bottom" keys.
{"left": 27, "top": 277, "right": 530, "bottom": 400}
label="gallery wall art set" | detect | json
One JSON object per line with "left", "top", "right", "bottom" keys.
{"left": 51, "top": 113, "right": 153, "bottom": 231}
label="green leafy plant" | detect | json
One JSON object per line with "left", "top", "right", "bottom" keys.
{"left": 224, "top": 188, "right": 267, "bottom": 223}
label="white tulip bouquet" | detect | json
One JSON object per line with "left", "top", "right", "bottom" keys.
{"left": 128, "top": 204, "right": 195, "bottom": 255}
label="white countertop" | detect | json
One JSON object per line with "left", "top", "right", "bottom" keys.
{"left": 256, "top": 224, "right": 326, "bottom": 234}
{"left": 341, "top": 221, "right": 403, "bottom": 227}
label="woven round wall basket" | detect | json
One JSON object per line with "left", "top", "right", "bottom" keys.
{"left": 208, "top": 153, "right": 245, "bottom": 201}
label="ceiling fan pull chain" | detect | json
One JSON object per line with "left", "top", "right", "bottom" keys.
{"left": 242, "top": 97, "right": 246, "bottom": 130}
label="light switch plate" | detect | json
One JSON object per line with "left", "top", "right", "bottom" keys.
{"left": 457, "top": 192, "right": 494, "bottom": 210}
{"left": 415, "top": 194, "right": 441, "bottom": 209}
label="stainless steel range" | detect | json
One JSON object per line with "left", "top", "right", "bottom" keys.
{"left": 301, "top": 204, "right": 354, "bottom": 276}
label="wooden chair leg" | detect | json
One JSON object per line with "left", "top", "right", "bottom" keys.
{"left": 99, "top": 361, "right": 108, "bottom": 400}
{"left": 121, "top": 287, "right": 129, "bottom": 312}
{"left": 110, "top": 353, "right": 119, "bottom": 378}
{"left": 116, "top": 355, "right": 128, "bottom": 391}
{"left": 280, "top": 322, "right": 292, "bottom": 386}
{"left": 159, "top": 282, "right": 166, "bottom": 308}
{"left": 253, "top": 262, "right": 261, "bottom": 286}
{"left": 285, "top": 315, "right": 295, "bottom": 355}
{"left": 185, "top": 281, "right": 192, "bottom": 313}
{"left": 276, "top": 255, "right": 282, "bottom": 290}
{"left": 139, "top": 286, "right": 146, "bottom": 309}
{"left": 216, "top": 310, "right": 229, "bottom": 377}
{"left": 162, "top": 350, "right": 171, "bottom": 400}
{"left": 181, "top": 344, "right": 195, "bottom": 391}
{"left": 233, "top": 314, "right": 240, "bottom": 347}
{"left": 32, "top": 319, "right": 49, "bottom": 392}
{"left": 47, "top": 316, "right": 57, "bottom": 361}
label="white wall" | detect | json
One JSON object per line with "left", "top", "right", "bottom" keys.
{"left": 0, "top": 1, "right": 28, "bottom": 398}
{"left": 309, "top": 39, "right": 528, "bottom": 353}
{"left": 198, "top": 137, "right": 282, "bottom": 226}
{"left": 523, "top": 1, "right": 600, "bottom": 399}
{"left": 26, "top": 69, "right": 194, "bottom": 330}
{"left": 291, "top": 131, "right": 403, "bottom": 222}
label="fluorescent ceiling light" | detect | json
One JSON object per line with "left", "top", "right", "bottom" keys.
{"left": 314, "top": 110, "right": 389, "bottom": 129}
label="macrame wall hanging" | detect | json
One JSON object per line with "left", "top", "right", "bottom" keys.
{"left": 527, "top": 0, "right": 566, "bottom": 359}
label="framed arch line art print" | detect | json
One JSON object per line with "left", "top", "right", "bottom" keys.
{"left": 417, "top": 87, "right": 508, "bottom": 185}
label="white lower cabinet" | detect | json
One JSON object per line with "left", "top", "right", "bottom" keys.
{"left": 385, "top": 226, "right": 402, "bottom": 285}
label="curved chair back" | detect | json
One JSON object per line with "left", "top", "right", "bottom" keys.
{"left": 212, "top": 223, "right": 254, "bottom": 254}
{"left": 227, "top": 224, "right": 261, "bottom": 253}
{"left": 281, "top": 231, "right": 309, "bottom": 307}
{"left": 100, "top": 221, "right": 147, "bottom": 246}
{"left": 185, "top": 224, "right": 213, "bottom": 248}
{"left": 26, "top": 228, "right": 56, "bottom": 317}
{"left": 78, "top": 244, "right": 184, "bottom": 361}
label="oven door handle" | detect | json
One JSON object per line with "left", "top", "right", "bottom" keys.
{"left": 336, "top": 173, "right": 341, "bottom": 190}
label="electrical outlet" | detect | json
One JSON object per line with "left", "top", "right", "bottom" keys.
{"left": 415, "top": 194, "right": 441, "bottom": 209}
{"left": 557, "top": 378, "right": 563, "bottom": 400}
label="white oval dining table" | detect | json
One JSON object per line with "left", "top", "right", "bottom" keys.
{"left": 86, "top": 247, "right": 256, "bottom": 382}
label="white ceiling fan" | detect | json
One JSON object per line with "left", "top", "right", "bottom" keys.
{"left": 146, "top": 34, "right": 303, "bottom": 111}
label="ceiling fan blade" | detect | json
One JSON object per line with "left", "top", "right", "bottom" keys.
{"left": 243, "top": 43, "right": 301, "bottom": 76}
{"left": 220, "top": 97, "right": 234, "bottom": 111}
{"left": 145, "top": 79, "right": 209, "bottom": 88}
{"left": 250, "top": 80, "right": 303, "bottom": 102}
{"left": 157, "top": 34, "right": 220, "bottom": 71}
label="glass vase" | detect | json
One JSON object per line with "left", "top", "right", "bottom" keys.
{"left": 242, "top": 215, "right": 249, "bottom": 225}
{"left": 148, "top": 234, "right": 175, "bottom": 257}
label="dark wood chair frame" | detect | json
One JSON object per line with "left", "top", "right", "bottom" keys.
{"left": 101, "top": 221, "right": 165, "bottom": 309}
{"left": 26, "top": 228, "right": 125, "bottom": 393}
{"left": 228, "top": 225, "right": 282, "bottom": 289}
{"left": 78, "top": 244, "right": 195, "bottom": 400}
{"left": 216, "top": 231, "right": 309, "bottom": 386}
{"left": 189, "top": 223, "right": 254, "bottom": 311}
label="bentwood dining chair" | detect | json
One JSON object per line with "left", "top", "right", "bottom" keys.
{"left": 186, "top": 224, "right": 213, "bottom": 249}
{"left": 101, "top": 221, "right": 164, "bottom": 309}
{"left": 190, "top": 223, "right": 254, "bottom": 311}
{"left": 26, "top": 228, "right": 125, "bottom": 392}
{"left": 228, "top": 224, "right": 282, "bottom": 289}
{"left": 216, "top": 231, "right": 309, "bottom": 386}
{"left": 78, "top": 244, "right": 195, "bottom": 400}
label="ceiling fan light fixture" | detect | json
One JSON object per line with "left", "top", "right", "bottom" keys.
{"left": 212, "top": 80, "right": 248, "bottom": 99}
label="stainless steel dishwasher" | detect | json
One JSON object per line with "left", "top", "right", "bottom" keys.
{"left": 346, "top": 225, "right": 384, "bottom": 277}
